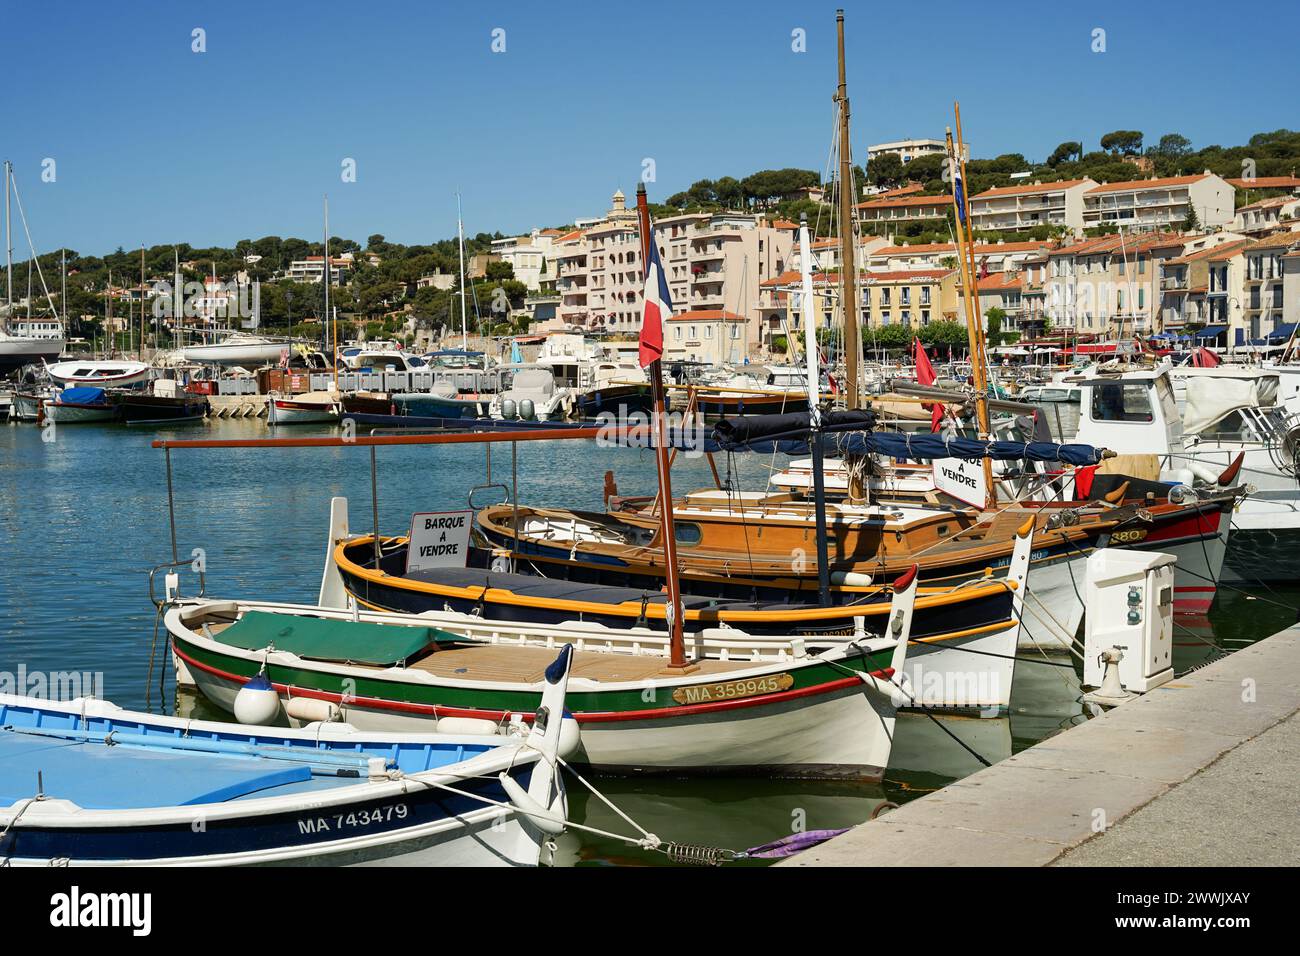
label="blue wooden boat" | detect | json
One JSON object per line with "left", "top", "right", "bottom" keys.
{"left": 0, "top": 646, "right": 575, "bottom": 867}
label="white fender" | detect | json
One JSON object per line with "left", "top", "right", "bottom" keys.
{"left": 233, "top": 673, "right": 282, "bottom": 726}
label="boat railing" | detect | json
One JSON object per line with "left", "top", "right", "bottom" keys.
{"left": 148, "top": 558, "right": 207, "bottom": 609}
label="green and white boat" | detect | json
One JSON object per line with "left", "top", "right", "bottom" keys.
{"left": 166, "top": 570, "right": 930, "bottom": 781}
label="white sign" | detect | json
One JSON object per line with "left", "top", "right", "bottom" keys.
{"left": 932, "top": 458, "right": 988, "bottom": 509}
{"left": 406, "top": 510, "right": 473, "bottom": 572}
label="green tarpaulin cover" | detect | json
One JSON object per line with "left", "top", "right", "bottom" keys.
{"left": 219, "top": 611, "right": 436, "bottom": 666}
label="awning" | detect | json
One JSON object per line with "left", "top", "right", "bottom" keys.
{"left": 1194, "top": 325, "right": 1227, "bottom": 339}
{"left": 1266, "top": 323, "right": 1298, "bottom": 342}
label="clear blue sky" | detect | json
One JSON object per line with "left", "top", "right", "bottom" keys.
{"left": 6, "top": 0, "right": 1294, "bottom": 257}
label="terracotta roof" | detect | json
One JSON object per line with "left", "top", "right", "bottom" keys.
{"left": 855, "top": 194, "right": 950, "bottom": 210}
{"left": 760, "top": 270, "right": 805, "bottom": 288}
{"left": 1244, "top": 231, "right": 1300, "bottom": 252}
{"left": 1166, "top": 239, "right": 1251, "bottom": 265}
{"left": 863, "top": 269, "right": 955, "bottom": 283}
{"left": 1226, "top": 176, "right": 1300, "bottom": 190}
{"left": 770, "top": 219, "right": 799, "bottom": 229}
{"left": 1086, "top": 174, "right": 1216, "bottom": 195}
{"left": 873, "top": 183, "right": 925, "bottom": 199}
{"left": 977, "top": 272, "right": 1023, "bottom": 291}
{"left": 667, "top": 309, "right": 746, "bottom": 322}
{"left": 553, "top": 229, "right": 585, "bottom": 243}
{"left": 972, "top": 179, "right": 1093, "bottom": 200}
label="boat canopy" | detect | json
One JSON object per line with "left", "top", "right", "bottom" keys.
{"left": 1182, "top": 371, "right": 1280, "bottom": 436}
{"left": 711, "top": 409, "right": 1105, "bottom": 463}
{"left": 57, "top": 386, "right": 107, "bottom": 405}
{"left": 218, "top": 611, "right": 438, "bottom": 666}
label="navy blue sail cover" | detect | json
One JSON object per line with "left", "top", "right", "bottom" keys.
{"left": 830, "top": 432, "right": 1107, "bottom": 466}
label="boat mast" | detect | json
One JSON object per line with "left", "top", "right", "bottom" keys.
{"left": 457, "top": 192, "right": 468, "bottom": 352}
{"left": 635, "top": 183, "right": 689, "bottom": 671}
{"left": 322, "top": 194, "right": 330, "bottom": 355}
{"left": 4, "top": 160, "right": 11, "bottom": 318}
{"left": 139, "top": 244, "right": 145, "bottom": 361}
{"left": 834, "top": 10, "right": 859, "bottom": 409}
{"left": 800, "top": 213, "right": 832, "bottom": 604}
{"left": 946, "top": 106, "right": 996, "bottom": 508}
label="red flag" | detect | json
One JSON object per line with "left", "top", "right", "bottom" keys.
{"left": 914, "top": 338, "right": 944, "bottom": 432}
{"left": 1192, "top": 346, "right": 1220, "bottom": 368}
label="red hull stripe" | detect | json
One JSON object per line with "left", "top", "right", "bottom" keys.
{"left": 174, "top": 646, "right": 892, "bottom": 724}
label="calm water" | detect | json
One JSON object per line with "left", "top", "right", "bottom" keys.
{"left": 0, "top": 415, "right": 1290, "bottom": 866}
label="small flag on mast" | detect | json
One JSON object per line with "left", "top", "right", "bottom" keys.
{"left": 638, "top": 233, "right": 672, "bottom": 367}
{"left": 953, "top": 169, "right": 967, "bottom": 226}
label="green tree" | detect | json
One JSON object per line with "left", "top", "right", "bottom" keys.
{"left": 1047, "top": 141, "right": 1082, "bottom": 166}
{"left": 1153, "top": 133, "right": 1192, "bottom": 158}
{"left": 985, "top": 307, "right": 1006, "bottom": 347}
{"left": 1100, "top": 130, "right": 1144, "bottom": 156}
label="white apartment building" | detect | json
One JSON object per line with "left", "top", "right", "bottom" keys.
{"left": 855, "top": 193, "right": 950, "bottom": 225}
{"left": 286, "top": 255, "right": 351, "bottom": 286}
{"left": 868, "top": 138, "right": 967, "bottom": 164}
{"left": 1082, "top": 173, "right": 1233, "bottom": 232}
{"left": 868, "top": 239, "right": 1053, "bottom": 274}
{"left": 1232, "top": 196, "right": 1300, "bottom": 236}
{"left": 490, "top": 228, "right": 562, "bottom": 290}
{"left": 970, "top": 179, "right": 1096, "bottom": 235}
{"left": 1243, "top": 231, "right": 1300, "bottom": 341}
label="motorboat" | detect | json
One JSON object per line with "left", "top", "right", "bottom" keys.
{"left": 488, "top": 364, "right": 570, "bottom": 422}
{"left": 269, "top": 390, "right": 341, "bottom": 425}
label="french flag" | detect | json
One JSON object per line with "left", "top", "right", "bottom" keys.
{"left": 638, "top": 235, "right": 672, "bottom": 367}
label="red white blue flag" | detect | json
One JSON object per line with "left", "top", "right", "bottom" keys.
{"left": 638, "top": 236, "right": 672, "bottom": 367}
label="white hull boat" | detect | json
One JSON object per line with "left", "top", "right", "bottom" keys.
{"left": 45, "top": 359, "right": 151, "bottom": 388}
{"left": 181, "top": 334, "right": 290, "bottom": 366}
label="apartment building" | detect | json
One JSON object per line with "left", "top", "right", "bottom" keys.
{"left": 855, "top": 193, "right": 950, "bottom": 225}
{"left": 969, "top": 179, "right": 1096, "bottom": 235}
{"left": 868, "top": 239, "right": 1053, "bottom": 274}
{"left": 490, "top": 229, "right": 561, "bottom": 290}
{"left": 285, "top": 255, "right": 351, "bottom": 285}
{"left": 860, "top": 269, "right": 962, "bottom": 330}
{"left": 868, "top": 138, "right": 966, "bottom": 163}
{"left": 1225, "top": 176, "right": 1300, "bottom": 194}
{"left": 664, "top": 309, "right": 748, "bottom": 365}
{"left": 1082, "top": 173, "right": 1234, "bottom": 232}
{"left": 977, "top": 272, "right": 1025, "bottom": 334}
{"left": 1157, "top": 236, "right": 1251, "bottom": 331}
{"left": 1232, "top": 196, "right": 1300, "bottom": 236}
{"left": 553, "top": 229, "right": 589, "bottom": 326}
{"left": 1242, "top": 231, "right": 1300, "bottom": 342}
{"left": 1044, "top": 232, "right": 1182, "bottom": 334}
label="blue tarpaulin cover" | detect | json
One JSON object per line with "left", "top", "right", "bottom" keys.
{"left": 56, "top": 387, "right": 108, "bottom": 405}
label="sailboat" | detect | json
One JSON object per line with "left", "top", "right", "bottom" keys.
{"left": 0, "top": 161, "right": 66, "bottom": 372}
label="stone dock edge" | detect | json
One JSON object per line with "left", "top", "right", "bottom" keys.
{"left": 779, "top": 625, "right": 1300, "bottom": 867}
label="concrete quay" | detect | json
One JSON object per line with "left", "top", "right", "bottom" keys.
{"left": 780, "top": 627, "right": 1300, "bottom": 867}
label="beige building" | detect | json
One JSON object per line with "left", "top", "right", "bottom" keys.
{"left": 855, "top": 193, "right": 950, "bottom": 226}
{"left": 868, "top": 239, "right": 1053, "bottom": 274}
{"left": 664, "top": 309, "right": 748, "bottom": 365}
{"left": 868, "top": 138, "right": 966, "bottom": 164}
{"left": 490, "top": 229, "right": 563, "bottom": 290}
{"left": 970, "top": 179, "right": 1096, "bottom": 235}
{"left": 1044, "top": 231, "right": 1185, "bottom": 334}
{"left": 861, "top": 269, "right": 962, "bottom": 330}
{"left": 977, "top": 272, "right": 1026, "bottom": 335}
{"left": 1243, "top": 231, "right": 1300, "bottom": 341}
{"left": 1082, "top": 173, "right": 1234, "bottom": 232}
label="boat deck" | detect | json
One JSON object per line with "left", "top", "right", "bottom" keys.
{"left": 403, "top": 643, "right": 771, "bottom": 683}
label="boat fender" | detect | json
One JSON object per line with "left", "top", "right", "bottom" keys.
{"left": 498, "top": 773, "right": 565, "bottom": 835}
{"left": 829, "top": 570, "right": 874, "bottom": 587}
{"left": 556, "top": 709, "right": 581, "bottom": 759}
{"left": 435, "top": 716, "right": 501, "bottom": 736}
{"left": 233, "top": 673, "right": 283, "bottom": 726}
{"left": 285, "top": 696, "right": 341, "bottom": 724}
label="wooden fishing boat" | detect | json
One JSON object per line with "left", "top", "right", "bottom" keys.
{"left": 165, "top": 573, "right": 921, "bottom": 778}
{"left": 43, "top": 386, "right": 120, "bottom": 424}
{"left": 0, "top": 647, "right": 573, "bottom": 867}
{"left": 269, "top": 391, "right": 341, "bottom": 425}
{"left": 118, "top": 388, "right": 209, "bottom": 425}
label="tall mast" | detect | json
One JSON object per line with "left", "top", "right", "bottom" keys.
{"left": 5, "top": 161, "right": 11, "bottom": 315}
{"left": 800, "top": 213, "right": 832, "bottom": 605}
{"left": 946, "top": 106, "right": 996, "bottom": 508}
{"left": 457, "top": 192, "right": 468, "bottom": 352}
{"left": 139, "top": 244, "right": 145, "bottom": 361}
{"left": 60, "top": 248, "right": 66, "bottom": 325}
{"left": 835, "top": 9, "right": 859, "bottom": 409}
{"left": 322, "top": 195, "right": 330, "bottom": 353}
{"left": 635, "top": 183, "right": 689, "bottom": 671}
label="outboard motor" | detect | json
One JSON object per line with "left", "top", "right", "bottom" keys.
{"left": 519, "top": 398, "right": 536, "bottom": 421}
{"left": 500, "top": 398, "right": 517, "bottom": 420}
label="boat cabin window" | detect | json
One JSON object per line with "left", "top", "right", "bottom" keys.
{"left": 673, "top": 522, "right": 703, "bottom": 547}
{"left": 1090, "top": 382, "right": 1153, "bottom": 423}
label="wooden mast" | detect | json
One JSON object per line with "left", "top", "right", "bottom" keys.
{"left": 835, "top": 9, "right": 859, "bottom": 410}
{"left": 635, "top": 183, "right": 690, "bottom": 671}
{"left": 946, "top": 105, "right": 996, "bottom": 508}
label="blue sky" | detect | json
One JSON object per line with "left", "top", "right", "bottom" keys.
{"left": 5, "top": 0, "right": 1294, "bottom": 256}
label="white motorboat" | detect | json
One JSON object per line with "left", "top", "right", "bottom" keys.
{"left": 269, "top": 390, "right": 341, "bottom": 425}
{"left": 488, "top": 364, "right": 570, "bottom": 421}
{"left": 181, "top": 332, "right": 291, "bottom": 366}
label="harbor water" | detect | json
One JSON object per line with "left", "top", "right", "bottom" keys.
{"left": 1, "top": 416, "right": 1292, "bottom": 866}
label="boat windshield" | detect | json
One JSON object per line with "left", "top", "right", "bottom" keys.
{"left": 1090, "top": 381, "right": 1153, "bottom": 423}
